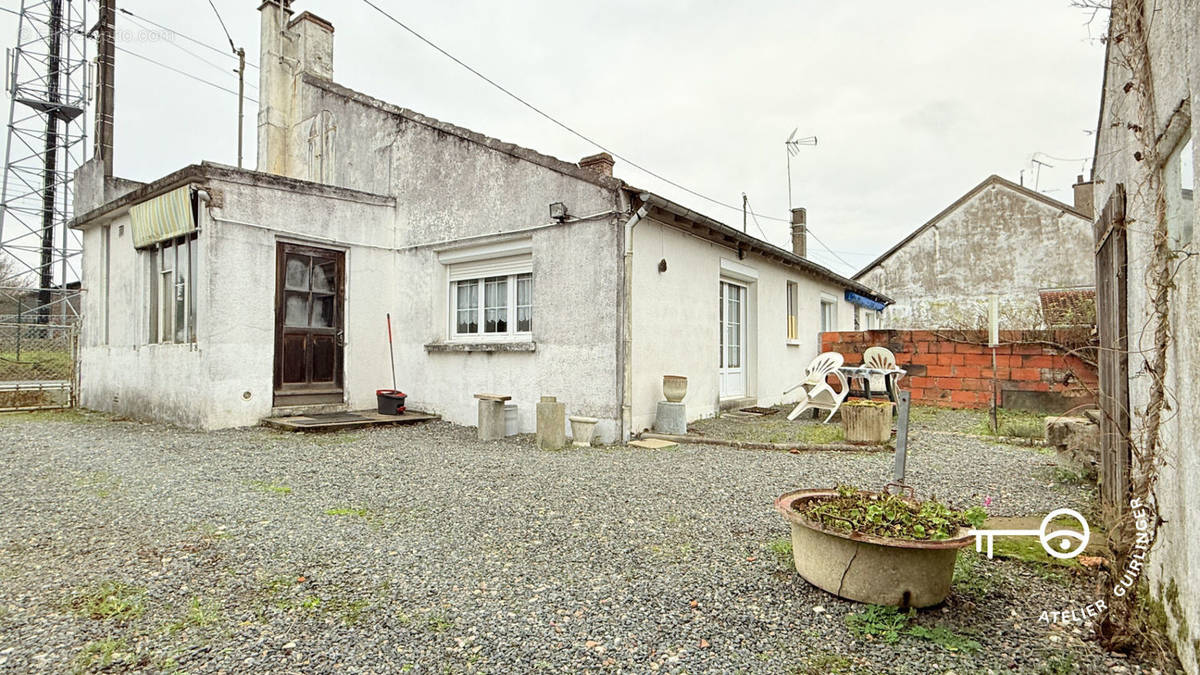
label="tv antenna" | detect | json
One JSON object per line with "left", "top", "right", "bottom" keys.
{"left": 785, "top": 128, "right": 817, "bottom": 209}
{"left": 1031, "top": 157, "right": 1054, "bottom": 191}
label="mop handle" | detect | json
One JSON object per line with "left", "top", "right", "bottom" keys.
{"left": 386, "top": 313, "right": 397, "bottom": 391}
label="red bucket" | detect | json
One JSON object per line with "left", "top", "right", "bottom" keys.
{"left": 376, "top": 389, "right": 406, "bottom": 415}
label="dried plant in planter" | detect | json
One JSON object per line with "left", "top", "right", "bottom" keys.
{"left": 794, "top": 484, "right": 987, "bottom": 541}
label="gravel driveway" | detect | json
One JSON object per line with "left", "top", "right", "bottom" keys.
{"left": 0, "top": 412, "right": 1155, "bottom": 673}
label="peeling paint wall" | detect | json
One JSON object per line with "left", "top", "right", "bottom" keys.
{"left": 858, "top": 180, "right": 1094, "bottom": 328}
{"left": 1093, "top": 2, "right": 1200, "bottom": 671}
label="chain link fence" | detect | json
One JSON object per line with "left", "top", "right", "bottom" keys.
{"left": 0, "top": 322, "right": 77, "bottom": 411}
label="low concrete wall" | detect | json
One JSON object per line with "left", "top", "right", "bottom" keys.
{"left": 820, "top": 329, "right": 1097, "bottom": 411}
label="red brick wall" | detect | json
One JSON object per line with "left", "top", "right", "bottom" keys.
{"left": 819, "top": 329, "right": 1097, "bottom": 410}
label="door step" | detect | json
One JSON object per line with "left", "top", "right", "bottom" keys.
{"left": 269, "top": 402, "right": 349, "bottom": 418}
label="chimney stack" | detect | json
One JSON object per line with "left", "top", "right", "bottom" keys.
{"left": 578, "top": 152, "right": 615, "bottom": 178}
{"left": 257, "top": 1, "right": 335, "bottom": 176}
{"left": 790, "top": 208, "right": 807, "bottom": 258}
{"left": 1072, "top": 174, "right": 1094, "bottom": 219}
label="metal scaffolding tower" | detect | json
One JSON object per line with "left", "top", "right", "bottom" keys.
{"left": 0, "top": 0, "right": 89, "bottom": 323}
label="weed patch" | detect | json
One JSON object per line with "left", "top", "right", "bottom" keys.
{"left": 767, "top": 538, "right": 793, "bottom": 569}
{"left": 76, "top": 471, "right": 121, "bottom": 498}
{"left": 844, "top": 605, "right": 980, "bottom": 652}
{"left": 249, "top": 480, "right": 292, "bottom": 495}
{"left": 165, "top": 597, "right": 221, "bottom": 634}
{"left": 67, "top": 581, "right": 145, "bottom": 621}
{"left": 72, "top": 638, "right": 132, "bottom": 673}
{"left": 325, "top": 506, "right": 372, "bottom": 518}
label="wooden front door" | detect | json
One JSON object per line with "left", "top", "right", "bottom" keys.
{"left": 274, "top": 242, "right": 345, "bottom": 406}
{"left": 1094, "top": 185, "right": 1130, "bottom": 518}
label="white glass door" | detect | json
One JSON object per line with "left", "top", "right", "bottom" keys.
{"left": 719, "top": 280, "right": 747, "bottom": 398}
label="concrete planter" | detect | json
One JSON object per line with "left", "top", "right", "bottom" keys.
{"left": 774, "top": 489, "right": 973, "bottom": 608}
{"left": 840, "top": 402, "right": 892, "bottom": 444}
{"left": 569, "top": 416, "right": 599, "bottom": 447}
{"left": 662, "top": 375, "right": 687, "bottom": 403}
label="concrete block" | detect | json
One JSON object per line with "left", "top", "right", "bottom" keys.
{"left": 653, "top": 401, "right": 687, "bottom": 435}
{"left": 477, "top": 399, "right": 505, "bottom": 441}
{"left": 536, "top": 396, "right": 566, "bottom": 451}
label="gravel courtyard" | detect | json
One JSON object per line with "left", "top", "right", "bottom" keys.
{"left": 0, "top": 412, "right": 1158, "bottom": 673}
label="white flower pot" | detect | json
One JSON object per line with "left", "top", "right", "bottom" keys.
{"left": 569, "top": 416, "right": 599, "bottom": 447}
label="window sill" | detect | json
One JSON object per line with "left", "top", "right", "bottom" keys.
{"left": 425, "top": 341, "right": 536, "bottom": 353}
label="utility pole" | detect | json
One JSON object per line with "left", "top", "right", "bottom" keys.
{"left": 236, "top": 47, "right": 245, "bottom": 168}
{"left": 94, "top": 0, "right": 115, "bottom": 178}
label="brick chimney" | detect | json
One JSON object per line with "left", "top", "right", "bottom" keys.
{"left": 790, "top": 207, "right": 807, "bottom": 258}
{"left": 578, "top": 152, "right": 615, "bottom": 178}
{"left": 1072, "top": 174, "right": 1094, "bottom": 219}
{"left": 257, "top": 1, "right": 334, "bottom": 176}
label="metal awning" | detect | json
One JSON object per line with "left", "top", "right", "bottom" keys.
{"left": 845, "top": 290, "right": 886, "bottom": 312}
{"left": 129, "top": 186, "right": 196, "bottom": 249}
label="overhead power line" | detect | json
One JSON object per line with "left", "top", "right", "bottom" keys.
{"left": 114, "top": 45, "right": 257, "bottom": 102}
{"left": 116, "top": 6, "right": 259, "bottom": 69}
{"left": 118, "top": 13, "right": 256, "bottom": 88}
{"left": 359, "top": 0, "right": 801, "bottom": 225}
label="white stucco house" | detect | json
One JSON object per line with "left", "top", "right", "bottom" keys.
{"left": 855, "top": 174, "right": 1095, "bottom": 329}
{"left": 69, "top": 1, "right": 890, "bottom": 442}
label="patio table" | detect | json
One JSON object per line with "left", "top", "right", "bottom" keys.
{"left": 838, "top": 365, "right": 907, "bottom": 403}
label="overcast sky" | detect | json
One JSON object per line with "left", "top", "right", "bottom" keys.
{"left": 0, "top": 0, "right": 1107, "bottom": 276}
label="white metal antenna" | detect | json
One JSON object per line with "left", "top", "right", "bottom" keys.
{"left": 1031, "top": 157, "right": 1054, "bottom": 192}
{"left": 785, "top": 129, "right": 817, "bottom": 209}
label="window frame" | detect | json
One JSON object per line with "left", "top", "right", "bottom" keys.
{"left": 449, "top": 271, "right": 533, "bottom": 342}
{"left": 819, "top": 294, "right": 838, "bottom": 333}
{"left": 786, "top": 280, "right": 799, "bottom": 342}
{"left": 147, "top": 233, "right": 197, "bottom": 345}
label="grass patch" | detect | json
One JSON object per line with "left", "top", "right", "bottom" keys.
{"left": 953, "top": 553, "right": 996, "bottom": 600}
{"left": 67, "top": 581, "right": 145, "bottom": 621}
{"left": 75, "top": 470, "right": 122, "bottom": 498}
{"left": 687, "top": 408, "right": 847, "bottom": 446}
{"left": 795, "top": 650, "right": 852, "bottom": 674}
{"left": 973, "top": 409, "right": 1046, "bottom": 439}
{"left": 310, "top": 432, "right": 362, "bottom": 446}
{"left": 165, "top": 597, "right": 222, "bottom": 634}
{"left": 324, "top": 506, "right": 371, "bottom": 518}
{"left": 249, "top": 480, "right": 292, "bottom": 495}
{"left": 187, "top": 522, "right": 230, "bottom": 540}
{"left": 767, "top": 538, "right": 793, "bottom": 569}
{"left": 0, "top": 348, "right": 72, "bottom": 380}
{"left": 1037, "top": 653, "right": 1077, "bottom": 675}
{"left": 906, "top": 624, "right": 981, "bottom": 653}
{"left": 844, "top": 605, "right": 979, "bottom": 652}
{"left": 72, "top": 638, "right": 132, "bottom": 673}
{"left": 425, "top": 612, "right": 455, "bottom": 632}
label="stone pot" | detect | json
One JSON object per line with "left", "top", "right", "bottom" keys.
{"left": 662, "top": 375, "right": 688, "bottom": 403}
{"left": 569, "top": 416, "right": 599, "bottom": 447}
{"left": 840, "top": 402, "right": 893, "bottom": 444}
{"left": 774, "top": 489, "right": 973, "bottom": 608}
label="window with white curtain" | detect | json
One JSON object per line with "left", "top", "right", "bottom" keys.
{"left": 441, "top": 239, "right": 533, "bottom": 341}
{"left": 147, "top": 234, "right": 197, "bottom": 344}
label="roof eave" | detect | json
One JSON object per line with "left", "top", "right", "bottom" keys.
{"left": 637, "top": 191, "right": 892, "bottom": 305}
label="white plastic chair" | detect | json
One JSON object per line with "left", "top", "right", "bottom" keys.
{"left": 784, "top": 352, "right": 849, "bottom": 423}
{"left": 863, "top": 346, "right": 907, "bottom": 401}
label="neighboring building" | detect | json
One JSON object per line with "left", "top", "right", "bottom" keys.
{"left": 68, "top": 1, "right": 889, "bottom": 440}
{"left": 854, "top": 174, "right": 1095, "bottom": 329}
{"left": 1092, "top": 1, "right": 1198, "bottom": 671}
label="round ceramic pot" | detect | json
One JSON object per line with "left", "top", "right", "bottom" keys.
{"left": 662, "top": 375, "right": 688, "bottom": 403}
{"left": 774, "top": 489, "right": 973, "bottom": 608}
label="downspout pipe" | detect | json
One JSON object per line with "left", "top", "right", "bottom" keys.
{"left": 621, "top": 204, "right": 648, "bottom": 441}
